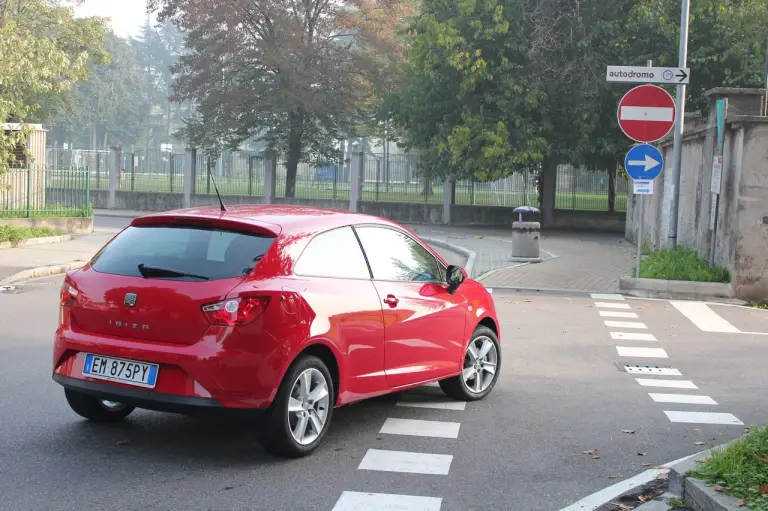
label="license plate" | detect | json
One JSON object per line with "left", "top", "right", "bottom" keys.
{"left": 82, "top": 354, "right": 158, "bottom": 389}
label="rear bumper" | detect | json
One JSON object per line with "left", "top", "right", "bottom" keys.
{"left": 53, "top": 373, "right": 223, "bottom": 414}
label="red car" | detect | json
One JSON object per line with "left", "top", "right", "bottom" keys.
{"left": 53, "top": 206, "right": 501, "bottom": 457}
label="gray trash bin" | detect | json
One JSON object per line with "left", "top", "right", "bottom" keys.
{"left": 511, "top": 206, "right": 541, "bottom": 260}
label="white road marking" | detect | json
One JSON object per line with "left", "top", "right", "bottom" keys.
{"left": 358, "top": 449, "right": 453, "bottom": 475}
{"left": 670, "top": 301, "right": 740, "bottom": 333}
{"left": 649, "top": 393, "right": 718, "bottom": 405}
{"left": 636, "top": 378, "right": 698, "bottom": 389}
{"left": 558, "top": 453, "right": 700, "bottom": 511}
{"left": 611, "top": 332, "right": 658, "bottom": 341}
{"left": 380, "top": 418, "right": 461, "bottom": 439}
{"left": 595, "top": 302, "right": 632, "bottom": 309}
{"left": 591, "top": 293, "right": 625, "bottom": 300}
{"left": 600, "top": 311, "right": 639, "bottom": 318}
{"left": 397, "top": 395, "right": 467, "bottom": 411}
{"left": 620, "top": 106, "right": 674, "bottom": 122}
{"left": 616, "top": 346, "right": 668, "bottom": 358}
{"left": 332, "top": 491, "right": 442, "bottom": 511}
{"left": 664, "top": 411, "right": 744, "bottom": 425}
{"left": 624, "top": 366, "right": 682, "bottom": 376}
{"left": 604, "top": 320, "right": 647, "bottom": 329}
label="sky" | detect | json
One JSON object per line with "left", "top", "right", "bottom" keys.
{"left": 73, "top": 0, "right": 154, "bottom": 39}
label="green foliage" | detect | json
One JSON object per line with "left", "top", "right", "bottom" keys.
{"left": 0, "top": 0, "right": 108, "bottom": 172}
{"left": 0, "top": 225, "right": 58, "bottom": 244}
{"left": 635, "top": 246, "right": 730, "bottom": 282}
{"left": 690, "top": 425, "right": 768, "bottom": 511}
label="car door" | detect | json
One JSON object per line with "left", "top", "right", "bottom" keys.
{"left": 354, "top": 225, "right": 468, "bottom": 388}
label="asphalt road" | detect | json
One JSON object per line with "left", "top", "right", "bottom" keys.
{"left": 2, "top": 271, "right": 767, "bottom": 511}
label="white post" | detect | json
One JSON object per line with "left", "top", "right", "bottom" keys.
{"left": 264, "top": 152, "right": 277, "bottom": 204}
{"left": 349, "top": 152, "right": 364, "bottom": 212}
{"left": 108, "top": 146, "right": 121, "bottom": 209}
{"left": 183, "top": 147, "right": 196, "bottom": 209}
{"left": 442, "top": 177, "right": 453, "bottom": 224}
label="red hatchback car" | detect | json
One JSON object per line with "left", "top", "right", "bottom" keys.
{"left": 53, "top": 206, "right": 501, "bottom": 457}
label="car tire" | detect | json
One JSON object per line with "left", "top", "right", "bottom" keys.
{"left": 439, "top": 326, "right": 501, "bottom": 401}
{"left": 64, "top": 389, "right": 135, "bottom": 422}
{"left": 259, "top": 355, "right": 335, "bottom": 458}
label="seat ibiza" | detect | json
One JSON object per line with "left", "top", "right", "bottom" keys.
{"left": 53, "top": 206, "right": 501, "bottom": 457}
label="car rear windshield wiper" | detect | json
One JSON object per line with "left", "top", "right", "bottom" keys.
{"left": 137, "top": 264, "right": 210, "bottom": 281}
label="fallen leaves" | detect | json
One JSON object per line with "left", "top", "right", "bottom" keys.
{"left": 606, "top": 475, "right": 617, "bottom": 479}
{"left": 583, "top": 449, "right": 597, "bottom": 455}
{"left": 638, "top": 495, "right": 649, "bottom": 503}
{"left": 621, "top": 429, "right": 636, "bottom": 434}
{"left": 696, "top": 457, "right": 709, "bottom": 464}
{"left": 694, "top": 441, "right": 707, "bottom": 446}
{"left": 762, "top": 483, "right": 768, "bottom": 494}
{"left": 641, "top": 462, "right": 652, "bottom": 467}
{"left": 612, "top": 503, "right": 631, "bottom": 511}
{"left": 713, "top": 485, "right": 725, "bottom": 492}
{"left": 116, "top": 440, "right": 130, "bottom": 446}
{"left": 738, "top": 498, "right": 746, "bottom": 507}
{"left": 637, "top": 452, "right": 648, "bottom": 456}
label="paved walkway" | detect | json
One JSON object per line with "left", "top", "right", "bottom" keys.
{"left": 409, "top": 225, "right": 635, "bottom": 293}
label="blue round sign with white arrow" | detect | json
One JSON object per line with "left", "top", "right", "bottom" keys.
{"left": 624, "top": 144, "right": 664, "bottom": 180}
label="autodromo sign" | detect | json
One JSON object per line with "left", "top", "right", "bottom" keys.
{"left": 606, "top": 65, "right": 690, "bottom": 85}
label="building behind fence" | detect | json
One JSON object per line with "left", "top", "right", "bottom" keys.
{"left": 42, "top": 148, "right": 628, "bottom": 212}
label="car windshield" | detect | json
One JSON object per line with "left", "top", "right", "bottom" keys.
{"left": 90, "top": 225, "right": 275, "bottom": 282}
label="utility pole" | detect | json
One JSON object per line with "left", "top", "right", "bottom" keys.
{"left": 666, "top": 0, "right": 690, "bottom": 248}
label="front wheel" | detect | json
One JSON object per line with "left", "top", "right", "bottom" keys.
{"left": 64, "top": 389, "right": 135, "bottom": 422}
{"left": 259, "top": 355, "right": 335, "bottom": 458}
{"left": 439, "top": 326, "right": 501, "bottom": 401}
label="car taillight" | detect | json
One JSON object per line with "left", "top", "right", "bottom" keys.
{"left": 60, "top": 282, "right": 79, "bottom": 306}
{"left": 201, "top": 296, "right": 270, "bottom": 326}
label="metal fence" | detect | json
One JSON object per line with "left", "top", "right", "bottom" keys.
{"left": 43, "top": 148, "right": 628, "bottom": 211}
{"left": 0, "top": 167, "right": 91, "bottom": 218}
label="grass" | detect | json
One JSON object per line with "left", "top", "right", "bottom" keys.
{"left": 689, "top": 425, "right": 768, "bottom": 511}
{"left": 0, "top": 225, "right": 59, "bottom": 245}
{"left": 634, "top": 245, "right": 731, "bottom": 282}
{"left": 751, "top": 301, "right": 768, "bottom": 310}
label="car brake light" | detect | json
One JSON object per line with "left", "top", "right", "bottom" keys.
{"left": 201, "top": 296, "right": 270, "bottom": 326}
{"left": 60, "top": 282, "right": 79, "bottom": 306}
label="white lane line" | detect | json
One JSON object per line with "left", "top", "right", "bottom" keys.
{"left": 595, "top": 302, "right": 632, "bottom": 309}
{"left": 397, "top": 395, "right": 467, "bottom": 411}
{"left": 600, "top": 310, "right": 639, "bottom": 318}
{"left": 332, "top": 491, "right": 442, "bottom": 511}
{"left": 611, "top": 332, "right": 658, "bottom": 341}
{"left": 636, "top": 378, "right": 698, "bottom": 389}
{"left": 664, "top": 411, "right": 744, "bottom": 425}
{"left": 625, "top": 366, "right": 682, "bottom": 376}
{"left": 358, "top": 449, "right": 453, "bottom": 475}
{"left": 380, "top": 418, "right": 461, "bottom": 439}
{"left": 605, "top": 320, "right": 647, "bottom": 329}
{"left": 649, "top": 393, "right": 718, "bottom": 405}
{"left": 616, "top": 346, "right": 668, "bottom": 358}
{"left": 670, "top": 301, "right": 740, "bottom": 333}
{"left": 591, "top": 293, "right": 625, "bottom": 300}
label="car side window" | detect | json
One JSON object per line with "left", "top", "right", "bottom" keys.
{"left": 294, "top": 226, "right": 371, "bottom": 279}
{"left": 355, "top": 226, "right": 443, "bottom": 282}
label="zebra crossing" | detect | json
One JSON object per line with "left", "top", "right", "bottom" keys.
{"left": 331, "top": 388, "right": 465, "bottom": 511}
{"left": 590, "top": 293, "right": 744, "bottom": 427}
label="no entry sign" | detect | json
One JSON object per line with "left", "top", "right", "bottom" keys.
{"left": 617, "top": 85, "right": 676, "bottom": 143}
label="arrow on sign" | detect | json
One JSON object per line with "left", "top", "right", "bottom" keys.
{"left": 676, "top": 69, "right": 688, "bottom": 82}
{"left": 628, "top": 154, "right": 661, "bottom": 172}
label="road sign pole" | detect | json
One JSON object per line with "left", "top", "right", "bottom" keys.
{"left": 635, "top": 59, "right": 653, "bottom": 279}
{"left": 667, "top": 0, "right": 690, "bottom": 248}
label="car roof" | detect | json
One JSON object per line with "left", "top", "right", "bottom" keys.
{"left": 131, "top": 205, "right": 396, "bottom": 236}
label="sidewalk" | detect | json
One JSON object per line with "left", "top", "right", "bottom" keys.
{"left": 409, "top": 225, "right": 635, "bottom": 293}
{"left": 0, "top": 228, "right": 118, "bottom": 282}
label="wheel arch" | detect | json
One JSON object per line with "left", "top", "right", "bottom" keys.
{"left": 290, "top": 341, "right": 342, "bottom": 405}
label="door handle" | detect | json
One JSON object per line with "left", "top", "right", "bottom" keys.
{"left": 383, "top": 295, "right": 399, "bottom": 307}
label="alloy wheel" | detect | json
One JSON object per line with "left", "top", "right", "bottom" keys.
{"left": 462, "top": 336, "right": 498, "bottom": 394}
{"left": 287, "top": 368, "right": 330, "bottom": 445}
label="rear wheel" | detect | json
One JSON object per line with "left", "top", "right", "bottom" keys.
{"left": 64, "top": 389, "right": 135, "bottom": 422}
{"left": 259, "top": 355, "right": 334, "bottom": 458}
{"left": 439, "top": 326, "right": 501, "bottom": 401}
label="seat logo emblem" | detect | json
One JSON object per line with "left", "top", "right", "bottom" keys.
{"left": 124, "top": 293, "right": 138, "bottom": 307}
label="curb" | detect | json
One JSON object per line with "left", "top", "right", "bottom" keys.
{"left": 0, "top": 235, "right": 73, "bottom": 249}
{"left": 619, "top": 276, "right": 746, "bottom": 305}
{"left": 0, "top": 261, "right": 88, "bottom": 286}
{"left": 420, "top": 237, "right": 477, "bottom": 277}
{"left": 94, "top": 210, "right": 143, "bottom": 218}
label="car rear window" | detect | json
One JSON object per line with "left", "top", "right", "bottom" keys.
{"left": 90, "top": 226, "right": 275, "bottom": 281}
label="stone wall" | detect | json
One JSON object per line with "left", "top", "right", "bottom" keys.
{"left": 0, "top": 216, "right": 93, "bottom": 235}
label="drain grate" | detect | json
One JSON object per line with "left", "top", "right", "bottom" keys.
{"left": 622, "top": 363, "right": 682, "bottom": 376}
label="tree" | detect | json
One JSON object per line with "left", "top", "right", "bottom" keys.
{"left": 51, "top": 32, "right": 150, "bottom": 150}
{"left": 0, "top": 0, "right": 107, "bottom": 172}
{"left": 149, "top": 0, "right": 415, "bottom": 197}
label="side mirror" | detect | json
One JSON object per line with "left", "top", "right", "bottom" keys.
{"left": 446, "top": 265, "right": 465, "bottom": 294}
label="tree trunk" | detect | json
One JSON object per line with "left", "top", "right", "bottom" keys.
{"left": 284, "top": 113, "right": 304, "bottom": 198}
{"left": 608, "top": 161, "right": 617, "bottom": 213}
{"left": 539, "top": 157, "right": 557, "bottom": 226}
{"left": 421, "top": 178, "right": 433, "bottom": 198}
